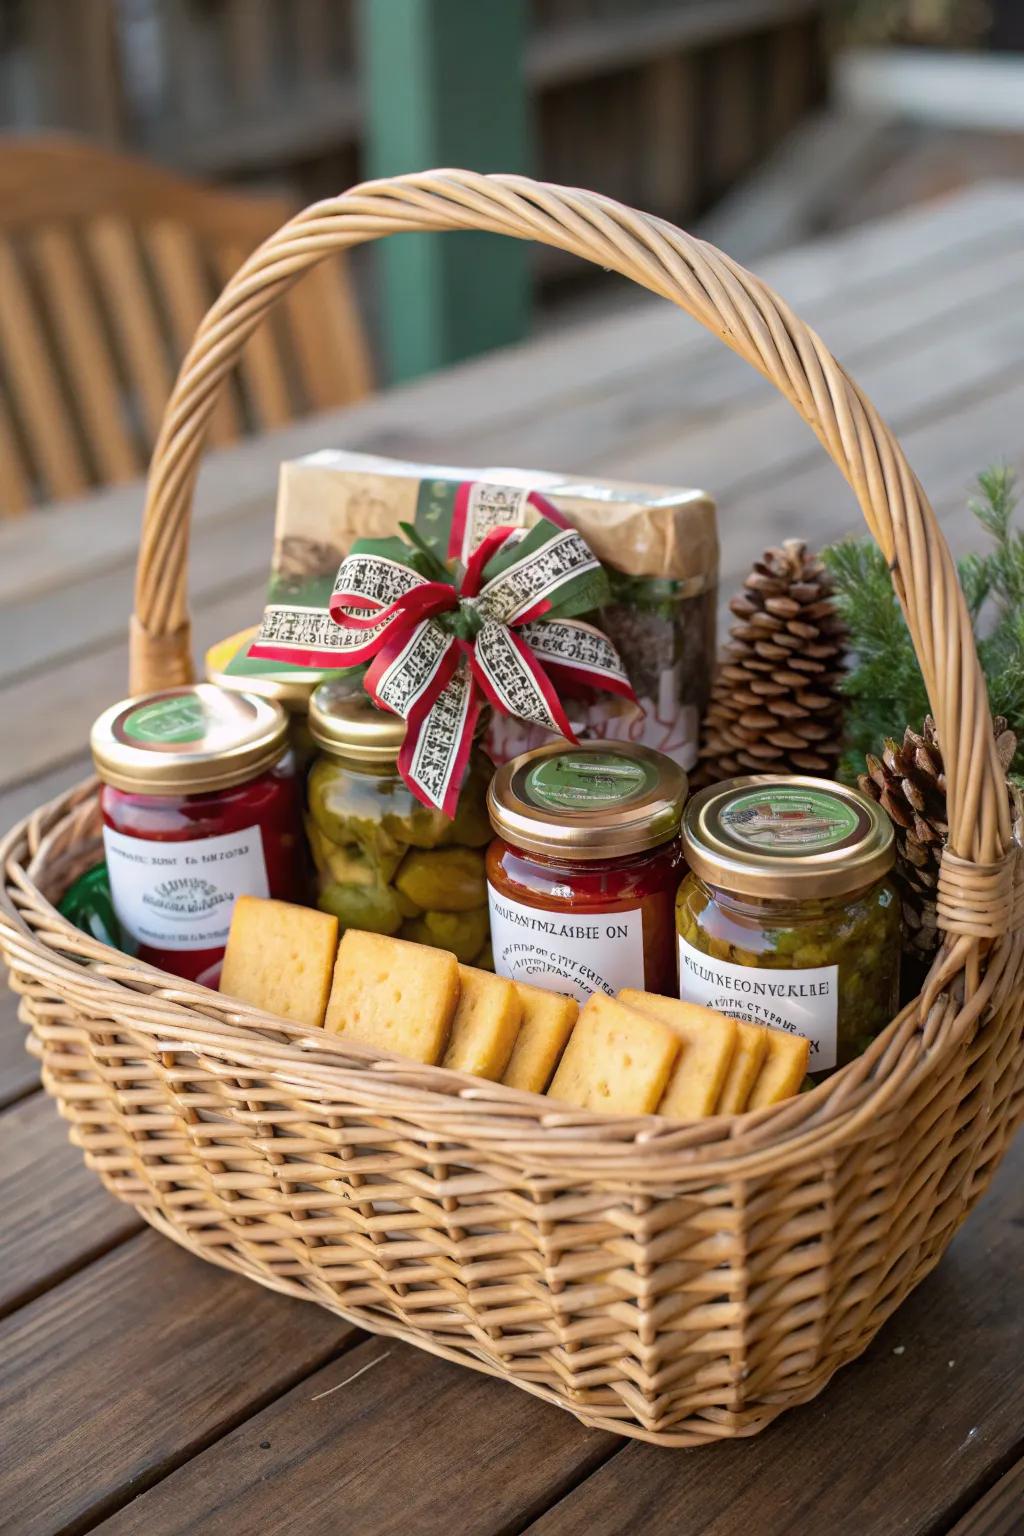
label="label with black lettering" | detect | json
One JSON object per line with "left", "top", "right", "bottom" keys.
{"left": 487, "top": 885, "right": 644, "bottom": 1003}
{"left": 678, "top": 935, "right": 837, "bottom": 1070}
{"left": 103, "top": 824, "right": 268, "bottom": 951}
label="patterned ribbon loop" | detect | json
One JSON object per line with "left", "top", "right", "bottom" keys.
{"left": 251, "top": 488, "right": 636, "bottom": 815}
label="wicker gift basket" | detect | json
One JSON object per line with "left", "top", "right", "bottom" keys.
{"left": 2, "top": 172, "right": 1023, "bottom": 1448}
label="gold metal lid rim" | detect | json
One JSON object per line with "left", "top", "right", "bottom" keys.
{"left": 682, "top": 774, "right": 895, "bottom": 899}
{"left": 96, "top": 743, "right": 289, "bottom": 796}
{"left": 91, "top": 685, "right": 289, "bottom": 795}
{"left": 488, "top": 740, "right": 688, "bottom": 859}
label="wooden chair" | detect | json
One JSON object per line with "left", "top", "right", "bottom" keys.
{"left": 0, "top": 135, "right": 373, "bottom": 515}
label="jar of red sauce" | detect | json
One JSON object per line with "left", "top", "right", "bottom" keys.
{"left": 91, "top": 684, "right": 305, "bottom": 984}
{"left": 486, "top": 742, "right": 687, "bottom": 1002}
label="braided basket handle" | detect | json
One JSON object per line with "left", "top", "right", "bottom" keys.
{"left": 132, "top": 169, "right": 1012, "bottom": 941}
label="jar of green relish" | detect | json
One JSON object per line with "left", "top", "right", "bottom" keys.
{"left": 677, "top": 776, "right": 899, "bottom": 1077}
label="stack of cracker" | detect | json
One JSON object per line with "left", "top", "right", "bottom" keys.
{"left": 220, "top": 900, "right": 810, "bottom": 1116}
{"left": 222, "top": 903, "right": 577, "bottom": 1094}
{"left": 548, "top": 991, "right": 808, "bottom": 1117}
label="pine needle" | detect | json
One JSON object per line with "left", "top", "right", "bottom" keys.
{"left": 823, "top": 466, "right": 1023, "bottom": 780}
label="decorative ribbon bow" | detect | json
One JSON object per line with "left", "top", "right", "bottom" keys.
{"left": 251, "top": 490, "right": 635, "bottom": 815}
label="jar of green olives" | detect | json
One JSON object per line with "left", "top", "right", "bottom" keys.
{"left": 305, "top": 678, "right": 494, "bottom": 963}
{"left": 677, "top": 776, "right": 899, "bottom": 1077}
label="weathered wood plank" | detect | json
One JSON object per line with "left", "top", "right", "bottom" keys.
{"left": 602, "top": 284, "right": 1024, "bottom": 489}
{"left": 523, "top": 1128, "right": 1024, "bottom": 1535}
{"left": 4, "top": 227, "right": 1021, "bottom": 689}
{"left": 96, "top": 1340, "right": 615, "bottom": 1536}
{"left": 4, "top": 223, "right": 1022, "bottom": 691}
{"left": 709, "top": 377, "right": 1024, "bottom": 600}
{"left": 946, "top": 1459, "right": 1024, "bottom": 1536}
{"left": 528, "top": 0, "right": 824, "bottom": 89}
{"left": 0, "top": 494, "right": 277, "bottom": 688}
{"left": 449, "top": 237, "right": 1024, "bottom": 487}
{"left": 0, "top": 754, "right": 93, "bottom": 846}
{"left": 0, "top": 1233, "right": 356, "bottom": 1536}
{"left": 0, "top": 579, "right": 267, "bottom": 798}
{"left": 0, "top": 983, "right": 38, "bottom": 1107}
{"left": 2, "top": 298, "right": 1021, "bottom": 800}
{"left": 2, "top": 183, "right": 1021, "bottom": 611}
{"left": 0, "top": 1091, "right": 140, "bottom": 1317}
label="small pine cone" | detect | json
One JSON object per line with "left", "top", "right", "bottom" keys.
{"left": 694, "top": 540, "right": 847, "bottom": 787}
{"left": 858, "top": 715, "right": 1017, "bottom": 968}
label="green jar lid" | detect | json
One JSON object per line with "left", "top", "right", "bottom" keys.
{"left": 488, "top": 741, "right": 687, "bottom": 859}
{"left": 683, "top": 775, "right": 894, "bottom": 899}
{"left": 91, "top": 684, "right": 288, "bottom": 795}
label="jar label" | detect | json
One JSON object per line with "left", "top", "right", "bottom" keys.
{"left": 121, "top": 694, "right": 209, "bottom": 745}
{"left": 103, "top": 824, "right": 269, "bottom": 951}
{"left": 718, "top": 785, "right": 866, "bottom": 854}
{"left": 678, "top": 936, "right": 837, "bottom": 1070}
{"left": 523, "top": 751, "right": 658, "bottom": 812}
{"left": 487, "top": 884, "right": 644, "bottom": 1003}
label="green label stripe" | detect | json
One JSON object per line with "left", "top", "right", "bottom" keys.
{"left": 478, "top": 523, "right": 609, "bottom": 624}
{"left": 413, "top": 477, "right": 461, "bottom": 561}
{"left": 525, "top": 750, "right": 657, "bottom": 812}
{"left": 720, "top": 786, "right": 863, "bottom": 851}
{"left": 123, "top": 695, "right": 207, "bottom": 745}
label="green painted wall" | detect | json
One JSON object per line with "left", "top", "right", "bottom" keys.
{"left": 362, "top": 0, "right": 532, "bottom": 382}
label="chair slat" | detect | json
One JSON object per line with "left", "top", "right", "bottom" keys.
{"left": 145, "top": 222, "right": 241, "bottom": 446}
{"left": 286, "top": 258, "right": 373, "bottom": 411}
{"left": 32, "top": 225, "right": 141, "bottom": 484}
{"left": 0, "top": 137, "right": 373, "bottom": 509}
{"left": 215, "top": 242, "right": 293, "bottom": 430}
{"left": 0, "top": 239, "right": 87, "bottom": 501}
{"left": 85, "top": 217, "right": 172, "bottom": 448}
{"left": 0, "top": 390, "right": 30, "bottom": 517}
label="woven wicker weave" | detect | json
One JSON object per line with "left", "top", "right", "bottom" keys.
{"left": 2, "top": 172, "right": 1023, "bottom": 1447}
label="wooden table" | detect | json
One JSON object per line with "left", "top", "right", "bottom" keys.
{"left": 2, "top": 184, "right": 1023, "bottom": 1536}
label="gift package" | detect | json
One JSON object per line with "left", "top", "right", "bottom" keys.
{"left": 231, "top": 449, "right": 719, "bottom": 770}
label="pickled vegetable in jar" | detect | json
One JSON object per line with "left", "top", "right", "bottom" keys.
{"left": 91, "top": 685, "right": 305, "bottom": 984}
{"left": 486, "top": 742, "right": 687, "bottom": 1002}
{"left": 306, "top": 678, "right": 494, "bottom": 965}
{"left": 206, "top": 626, "right": 320, "bottom": 769}
{"left": 678, "top": 776, "right": 899, "bottom": 1077}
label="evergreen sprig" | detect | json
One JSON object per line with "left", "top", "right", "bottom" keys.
{"left": 823, "top": 467, "right": 1024, "bottom": 782}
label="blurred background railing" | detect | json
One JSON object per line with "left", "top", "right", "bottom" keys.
{"left": 2, "top": 0, "right": 1024, "bottom": 513}
{"left": 0, "top": 1, "right": 829, "bottom": 221}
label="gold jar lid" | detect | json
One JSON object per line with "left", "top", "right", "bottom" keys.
{"left": 308, "top": 676, "right": 406, "bottom": 763}
{"left": 91, "top": 684, "right": 289, "bottom": 794}
{"left": 683, "top": 775, "right": 894, "bottom": 899}
{"left": 205, "top": 627, "right": 321, "bottom": 714}
{"left": 488, "top": 741, "right": 687, "bottom": 859}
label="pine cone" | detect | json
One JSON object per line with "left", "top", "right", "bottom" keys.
{"left": 695, "top": 540, "right": 847, "bottom": 786}
{"left": 859, "top": 716, "right": 1017, "bottom": 968}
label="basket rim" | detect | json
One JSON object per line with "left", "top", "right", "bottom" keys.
{"left": 0, "top": 775, "right": 1002, "bottom": 1188}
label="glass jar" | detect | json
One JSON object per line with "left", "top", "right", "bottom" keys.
{"left": 305, "top": 678, "right": 494, "bottom": 963}
{"left": 206, "top": 626, "right": 320, "bottom": 769}
{"left": 91, "top": 684, "right": 305, "bottom": 984}
{"left": 486, "top": 742, "right": 687, "bottom": 1001}
{"left": 678, "top": 776, "right": 899, "bottom": 1077}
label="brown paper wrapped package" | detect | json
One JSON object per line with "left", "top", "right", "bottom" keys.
{"left": 265, "top": 450, "right": 719, "bottom": 769}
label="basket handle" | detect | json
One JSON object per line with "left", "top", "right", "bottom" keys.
{"left": 132, "top": 169, "right": 1014, "bottom": 950}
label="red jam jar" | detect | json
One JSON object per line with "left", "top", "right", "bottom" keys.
{"left": 486, "top": 742, "right": 687, "bottom": 1002}
{"left": 91, "top": 684, "right": 305, "bottom": 984}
